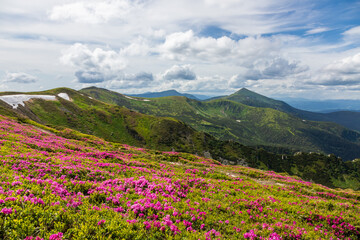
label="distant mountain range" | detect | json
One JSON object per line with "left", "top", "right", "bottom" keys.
{"left": 279, "top": 97, "right": 360, "bottom": 113}
{"left": 81, "top": 87, "right": 360, "bottom": 161}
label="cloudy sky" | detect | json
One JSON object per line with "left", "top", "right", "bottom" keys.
{"left": 1, "top": 0, "right": 360, "bottom": 99}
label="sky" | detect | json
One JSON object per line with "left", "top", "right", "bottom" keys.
{"left": 0, "top": 0, "right": 360, "bottom": 99}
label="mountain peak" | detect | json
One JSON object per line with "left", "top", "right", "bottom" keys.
{"left": 224, "top": 88, "right": 297, "bottom": 113}
{"left": 237, "top": 87, "right": 251, "bottom": 93}
{"left": 233, "top": 88, "right": 262, "bottom": 97}
{"left": 162, "top": 89, "right": 180, "bottom": 94}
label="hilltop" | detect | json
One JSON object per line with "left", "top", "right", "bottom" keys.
{"left": 0, "top": 114, "right": 359, "bottom": 239}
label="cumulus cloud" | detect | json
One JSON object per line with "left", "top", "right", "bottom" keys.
{"left": 262, "top": 58, "right": 309, "bottom": 78}
{"left": 102, "top": 72, "right": 153, "bottom": 89}
{"left": 324, "top": 52, "right": 360, "bottom": 74}
{"left": 154, "top": 74, "right": 229, "bottom": 95}
{"left": 49, "top": 0, "right": 137, "bottom": 24}
{"left": 120, "top": 38, "right": 151, "bottom": 57}
{"left": 229, "top": 57, "right": 308, "bottom": 87}
{"left": 311, "top": 52, "right": 360, "bottom": 86}
{"left": 75, "top": 71, "right": 105, "bottom": 83}
{"left": 2, "top": 72, "right": 38, "bottom": 84}
{"left": 161, "top": 65, "right": 196, "bottom": 80}
{"left": 159, "top": 30, "right": 280, "bottom": 63}
{"left": 60, "top": 43, "right": 126, "bottom": 83}
{"left": 125, "top": 72, "right": 154, "bottom": 82}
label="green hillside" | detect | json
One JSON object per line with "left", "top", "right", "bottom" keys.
{"left": 80, "top": 87, "right": 360, "bottom": 161}
{"left": 0, "top": 88, "right": 209, "bottom": 152}
{"left": 1, "top": 87, "right": 360, "bottom": 189}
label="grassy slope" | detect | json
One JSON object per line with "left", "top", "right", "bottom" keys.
{"left": 0, "top": 88, "right": 211, "bottom": 152}
{"left": 0, "top": 114, "right": 360, "bottom": 239}
{"left": 80, "top": 87, "right": 360, "bottom": 161}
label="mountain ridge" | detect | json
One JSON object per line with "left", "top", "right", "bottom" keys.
{"left": 80, "top": 87, "right": 360, "bottom": 161}
{"left": 127, "top": 89, "right": 200, "bottom": 100}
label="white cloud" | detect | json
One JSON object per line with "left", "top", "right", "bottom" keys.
{"left": 151, "top": 74, "right": 230, "bottom": 95}
{"left": 2, "top": 72, "right": 38, "bottom": 83}
{"left": 229, "top": 57, "right": 308, "bottom": 88}
{"left": 48, "top": 0, "right": 136, "bottom": 24}
{"left": 261, "top": 58, "right": 309, "bottom": 78}
{"left": 161, "top": 65, "right": 196, "bottom": 80}
{"left": 159, "top": 30, "right": 281, "bottom": 64}
{"left": 74, "top": 71, "right": 105, "bottom": 83}
{"left": 324, "top": 52, "right": 360, "bottom": 74}
{"left": 60, "top": 43, "right": 126, "bottom": 83}
{"left": 120, "top": 38, "right": 151, "bottom": 57}
{"left": 308, "top": 52, "right": 360, "bottom": 86}
{"left": 343, "top": 26, "right": 360, "bottom": 44}
{"left": 98, "top": 72, "right": 153, "bottom": 89}
{"left": 305, "top": 27, "right": 330, "bottom": 35}
{"left": 343, "top": 26, "right": 360, "bottom": 36}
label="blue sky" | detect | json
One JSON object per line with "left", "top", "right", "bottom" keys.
{"left": 0, "top": 0, "right": 360, "bottom": 99}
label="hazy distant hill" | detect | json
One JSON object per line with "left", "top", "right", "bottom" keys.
{"left": 129, "top": 90, "right": 201, "bottom": 100}
{"left": 280, "top": 97, "right": 360, "bottom": 112}
{"left": 80, "top": 87, "right": 360, "bottom": 161}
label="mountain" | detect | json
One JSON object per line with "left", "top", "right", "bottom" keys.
{"left": 2, "top": 87, "right": 360, "bottom": 189}
{"left": 80, "top": 87, "right": 360, "bottom": 161}
{"left": 0, "top": 87, "right": 306, "bottom": 172}
{"left": 0, "top": 114, "right": 359, "bottom": 239}
{"left": 220, "top": 88, "right": 360, "bottom": 132}
{"left": 128, "top": 89, "right": 200, "bottom": 100}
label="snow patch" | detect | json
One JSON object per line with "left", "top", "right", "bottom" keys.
{"left": 0, "top": 94, "right": 57, "bottom": 109}
{"left": 124, "top": 95, "right": 150, "bottom": 102}
{"left": 124, "top": 95, "right": 136, "bottom": 100}
{"left": 58, "top": 93, "right": 70, "bottom": 101}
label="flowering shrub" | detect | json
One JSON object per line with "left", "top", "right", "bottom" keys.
{"left": 0, "top": 115, "right": 359, "bottom": 239}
